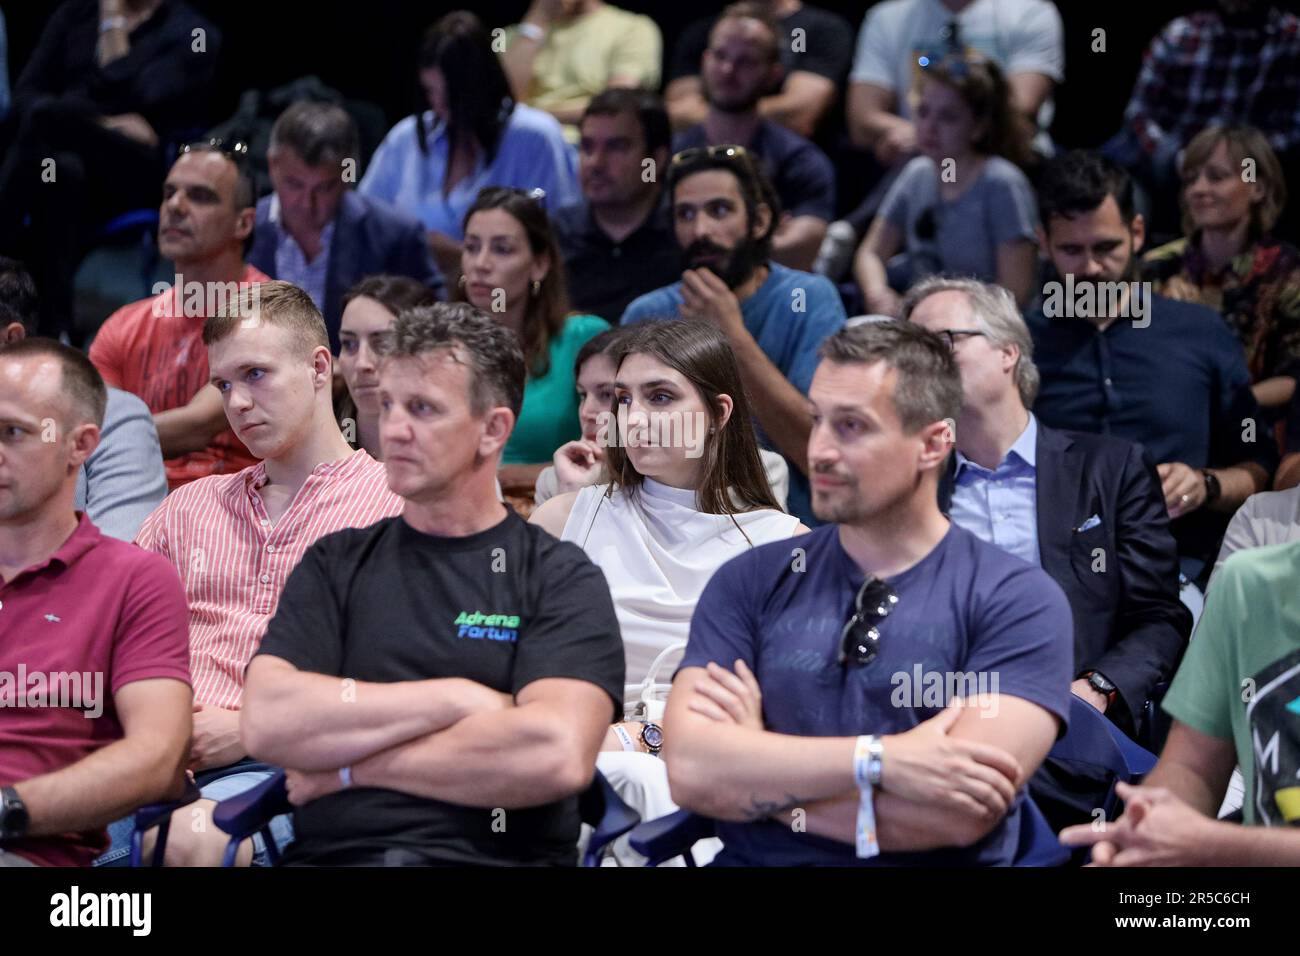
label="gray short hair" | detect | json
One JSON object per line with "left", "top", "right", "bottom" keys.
{"left": 269, "top": 101, "right": 359, "bottom": 169}
{"left": 818, "top": 319, "right": 962, "bottom": 432}
{"left": 382, "top": 302, "right": 525, "bottom": 419}
{"left": 899, "top": 276, "right": 1040, "bottom": 407}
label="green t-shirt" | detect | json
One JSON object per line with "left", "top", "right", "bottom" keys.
{"left": 1163, "top": 538, "right": 1300, "bottom": 826}
{"left": 502, "top": 313, "right": 610, "bottom": 465}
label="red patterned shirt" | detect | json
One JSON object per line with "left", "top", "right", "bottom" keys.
{"left": 134, "top": 450, "right": 403, "bottom": 708}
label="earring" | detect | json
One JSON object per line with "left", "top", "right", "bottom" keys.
{"left": 457, "top": 274, "right": 467, "bottom": 290}
{"left": 531, "top": 279, "right": 542, "bottom": 296}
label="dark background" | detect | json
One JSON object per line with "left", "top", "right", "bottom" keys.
{"left": 9, "top": 0, "right": 1297, "bottom": 151}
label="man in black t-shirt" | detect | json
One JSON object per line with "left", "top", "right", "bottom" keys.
{"left": 665, "top": 0, "right": 853, "bottom": 141}
{"left": 241, "top": 302, "right": 625, "bottom": 866}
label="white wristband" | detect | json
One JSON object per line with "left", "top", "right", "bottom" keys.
{"left": 853, "top": 736, "right": 881, "bottom": 859}
{"left": 518, "top": 22, "right": 546, "bottom": 42}
{"left": 338, "top": 766, "right": 354, "bottom": 789}
{"left": 612, "top": 724, "right": 637, "bottom": 752}
{"left": 100, "top": 16, "right": 129, "bottom": 33}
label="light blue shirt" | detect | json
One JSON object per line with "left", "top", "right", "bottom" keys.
{"left": 358, "top": 104, "right": 579, "bottom": 240}
{"left": 621, "top": 262, "right": 847, "bottom": 525}
{"left": 268, "top": 193, "right": 334, "bottom": 312}
{"left": 950, "top": 413, "right": 1040, "bottom": 567}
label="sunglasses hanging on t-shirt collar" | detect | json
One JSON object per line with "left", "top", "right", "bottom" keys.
{"left": 839, "top": 577, "right": 900, "bottom": 667}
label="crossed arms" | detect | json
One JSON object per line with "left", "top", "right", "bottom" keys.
{"left": 665, "top": 661, "right": 1059, "bottom": 852}
{"left": 241, "top": 657, "right": 612, "bottom": 809}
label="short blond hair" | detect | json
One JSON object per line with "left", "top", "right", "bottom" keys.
{"left": 203, "top": 280, "right": 329, "bottom": 358}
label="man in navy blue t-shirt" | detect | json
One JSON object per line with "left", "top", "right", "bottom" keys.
{"left": 666, "top": 320, "right": 1074, "bottom": 866}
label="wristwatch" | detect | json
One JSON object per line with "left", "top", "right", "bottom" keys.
{"left": 1201, "top": 469, "right": 1221, "bottom": 505}
{"left": 0, "top": 786, "right": 30, "bottom": 842}
{"left": 1084, "top": 670, "right": 1119, "bottom": 706}
{"left": 639, "top": 722, "right": 664, "bottom": 757}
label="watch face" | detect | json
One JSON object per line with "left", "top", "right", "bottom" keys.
{"left": 641, "top": 724, "right": 664, "bottom": 749}
{"left": 1089, "top": 673, "right": 1116, "bottom": 694}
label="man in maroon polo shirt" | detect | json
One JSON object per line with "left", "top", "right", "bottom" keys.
{"left": 0, "top": 339, "right": 192, "bottom": 867}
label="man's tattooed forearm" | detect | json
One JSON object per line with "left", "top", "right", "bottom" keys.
{"left": 743, "top": 793, "right": 803, "bottom": 821}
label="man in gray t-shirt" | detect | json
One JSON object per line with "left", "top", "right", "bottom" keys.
{"left": 847, "top": 0, "right": 1063, "bottom": 167}
{"left": 1211, "top": 486, "right": 1300, "bottom": 582}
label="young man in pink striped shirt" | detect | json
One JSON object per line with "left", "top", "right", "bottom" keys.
{"left": 95, "top": 281, "right": 403, "bottom": 867}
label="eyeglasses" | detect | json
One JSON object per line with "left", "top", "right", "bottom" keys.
{"left": 670, "top": 144, "right": 752, "bottom": 168}
{"left": 180, "top": 137, "right": 250, "bottom": 159}
{"left": 839, "top": 577, "right": 899, "bottom": 667}
{"left": 936, "top": 328, "right": 986, "bottom": 351}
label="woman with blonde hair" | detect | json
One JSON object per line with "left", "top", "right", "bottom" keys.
{"left": 1143, "top": 124, "right": 1300, "bottom": 410}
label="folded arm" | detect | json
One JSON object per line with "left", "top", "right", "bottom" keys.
{"left": 347, "top": 678, "right": 612, "bottom": 808}
{"left": 153, "top": 384, "right": 227, "bottom": 458}
{"left": 15, "top": 678, "right": 191, "bottom": 837}
{"left": 796, "top": 696, "right": 1057, "bottom": 850}
{"left": 666, "top": 666, "right": 1052, "bottom": 852}
{"left": 241, "top": 655, "right": 510, "bottom": 771}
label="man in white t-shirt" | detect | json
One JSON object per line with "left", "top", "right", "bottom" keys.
{"left": 846, "top": 0, "right": 1063, "bottom": 168}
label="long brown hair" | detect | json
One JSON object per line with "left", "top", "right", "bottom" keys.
{"left": 603, "top": 320, "right": 781, "bottom": 516}
{"left": 913, "top": 54, "right": 1033, "bottom": 170}
{"left": 456, "top": 186, "right": 570, "bottom": 378}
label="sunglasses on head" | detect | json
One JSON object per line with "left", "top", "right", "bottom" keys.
{"left": 839, "top": 576, "right": 899, "bottom": 667}
{"left": 479, "top": 185, "right": 548, "bottom": 209}
{"left": 670, "top": 144, "right": 752, "bottom": 168}
{"left": 180, "top": 137, "right": 250, "bottom": 159}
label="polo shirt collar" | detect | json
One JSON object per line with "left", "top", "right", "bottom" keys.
{"left": 954, "top": 413, "right": 1038, "bottom": 477}
{"left": 6, "top": 512, "right": 101, "bottom": 582}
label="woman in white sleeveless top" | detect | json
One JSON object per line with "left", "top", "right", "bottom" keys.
{"left": 531, "top": 320, "right": 807, "bottom": 757}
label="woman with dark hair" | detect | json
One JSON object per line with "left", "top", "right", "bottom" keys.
{"left": 1143, "top": 125, "right": 1300, "bottom": 410}
{"left": 335, "top": 274, "right": 439, "bottom": 457}
{"left": 533, "top": 323, "right": 794, "bottom": 507}
{"left": 456, "top": 186, "right": 610, "bottom": 490}
{"left": 531, "top": 320, "right": 806, "bottom": 753}
{"left": 852, "top": 53, "right": 1039, "bottom": 315}
{"left": 358, "top": 10, "right": 578, "bottom": 277}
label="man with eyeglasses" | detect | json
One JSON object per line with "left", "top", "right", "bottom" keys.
{"left": 620, "top": 145, "right": 846, "bottom": 525}
{"left": 90, "top": 142, "right": 267, "bottom": 488}
{"left": 904, "top": 275, "right": 1191, "bottom": 831}
{"left": 663, "top": 319, "right": 1073, "bottom": 866}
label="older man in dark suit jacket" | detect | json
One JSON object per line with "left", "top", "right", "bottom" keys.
{"left": 904, "top": 276, "right": 1192, "bottom": 830}
{"left": 904, "top": 277, "right": 1191, "bottom": 729}
{"left": 248, "top": 101, "right": 444, "bottom": 351}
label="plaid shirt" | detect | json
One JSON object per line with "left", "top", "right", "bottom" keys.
{"left": 1124, "top": 8, "right": 1300, "bottom": 156}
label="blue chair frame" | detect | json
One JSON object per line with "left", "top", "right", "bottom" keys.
{"left": 128, "top": 777, "right": 202, "bottom": 867}
{"left": 1053, "top": 693, "right": 1158, "bottom": 820}
{"left": 135, "top": 768, "right": 640, "bottom": 867}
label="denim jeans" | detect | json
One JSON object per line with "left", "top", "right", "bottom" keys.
{"left": 93, "top": 759, "right": 294, "bottom": 867}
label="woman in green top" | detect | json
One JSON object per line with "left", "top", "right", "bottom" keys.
{"left": 456, "top": 186, "right": 610, "bottom": 492}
